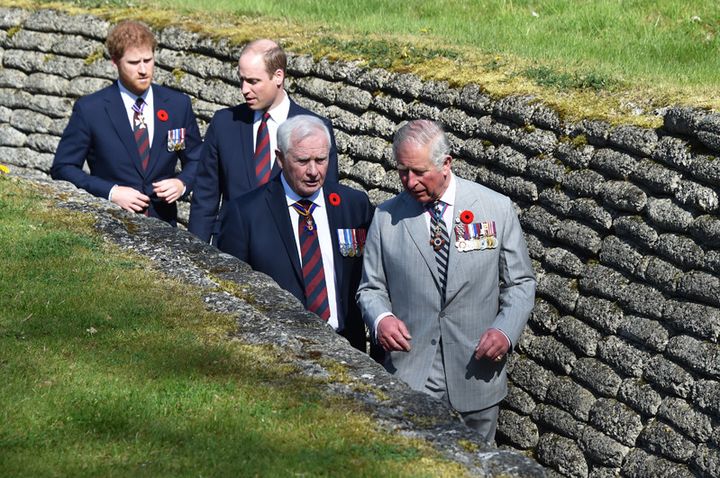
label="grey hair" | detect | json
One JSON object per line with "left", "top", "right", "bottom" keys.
{"left": 277, "top": 115, "right": 331, "bottom": 155}
{"left": 392, "top": 119, "right": 450, "bottom": 167}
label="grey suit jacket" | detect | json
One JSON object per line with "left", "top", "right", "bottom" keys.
{"left": 357, "top": 176, "right": 536, "bottom": 412}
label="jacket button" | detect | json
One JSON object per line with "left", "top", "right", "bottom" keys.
{"left": 431, "top": 339, "right": 437, "bottom": 345}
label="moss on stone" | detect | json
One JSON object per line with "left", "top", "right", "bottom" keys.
{"left": 84, "top": 46, "right": 104, "bottom": 65}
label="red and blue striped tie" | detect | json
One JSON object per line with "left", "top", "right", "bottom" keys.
{"left": 132, "top": 97, "right": 150, "bottom": 171}
{"left": 254, "top": 111, "right": 271, "bottom": 185}
{"left": 295, "top": 199, "right": 330, "bottom": 321}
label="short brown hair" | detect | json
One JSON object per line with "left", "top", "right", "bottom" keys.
{"left": 106, "top": 20, "right": 157, "bottom": 61}
{"left": 240, "top": 39, "right": 287, "bottom": 77}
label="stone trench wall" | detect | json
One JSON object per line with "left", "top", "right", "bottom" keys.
{"left": 1, "top": 7, "right": 718, "bottom": 478}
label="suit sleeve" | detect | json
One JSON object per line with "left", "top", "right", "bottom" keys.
{"left": 356, "top": 208, "right": 393, "bottom": 329}
{"left": 493, "top": 199, "right": 536, "bottom": 347}
{"left": 50, "top": 100, "right": 115, "bottom": 199}
{"left": 174, "top": 94, "right": 203, "bottom": 192}
{"left": 188, "top": 118, "right": 222, "bottom": 243}
{"left": 215, "top": 197, "right": 251, "bottom": 262}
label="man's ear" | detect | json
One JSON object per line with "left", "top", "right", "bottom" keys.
{"left": 273, "top": 68, "right": 284, "bottom": 88}
{"left": 442, "top": 155, "right": 452, "bottom": 174}
{"left": 275, "top": 150, "right": 285, "bottom": 169}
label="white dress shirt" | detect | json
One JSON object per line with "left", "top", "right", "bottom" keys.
{"left": 253, "top": 91, "right": 290, "bottom": 170}
{"left": 281, "top": 175, "right": 339, "bottom": 330}
{"left": 119, "top": 82, "right": 154, "bottom": 145}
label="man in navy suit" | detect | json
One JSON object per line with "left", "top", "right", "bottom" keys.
{"left": 188, "top": 39, "right": 339, "bottom": 244}
{"left": 51, "top": 20, "right": 202, "bottom": 226}
{"left": 217, "top": 115, "right": 371, "bottom": 355}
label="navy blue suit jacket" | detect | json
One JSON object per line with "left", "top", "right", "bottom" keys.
{"left": 51, "top": 82, "right": 202, "bottom": 225}
{"left": 188, "top": 99, "right": 339, "bottom": 243}
{"left": 216, "top": 176, "right": 371, "bottom": 352}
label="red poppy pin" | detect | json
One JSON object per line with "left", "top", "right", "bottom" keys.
{"left": 460, "top": 210, "right": 474, "bottom": 224}
{"left": 157, "top": 109, "right": 169, "bottom": 122}
{"left": 328, "top": 193, "right": 341, "bottom": 206}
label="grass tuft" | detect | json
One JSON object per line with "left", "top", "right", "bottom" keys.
{"left": 523, "top": 65, "right": 617, "bottom": 91}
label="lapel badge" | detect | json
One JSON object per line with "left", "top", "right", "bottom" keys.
{"left": 167, "top": 128, "right": 186, "bottom": 151}
{"left": 337, "top": 228, "right": 366, "bottom": 257}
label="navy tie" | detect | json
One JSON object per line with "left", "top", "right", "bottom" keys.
{"left": 429, "top": 201, "right": 450, "bottom": 303}
{"left": 132, "top": 97, "right": 150, "bottom": 171}
{"left": 294, "top": 199, "right": 330, "bottom": 321}
{"left": 254, "top": 112, "right": 271, "bottom": 185}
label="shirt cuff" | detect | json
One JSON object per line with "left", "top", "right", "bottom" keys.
{"left": 372, "top": 312, "right": 394, "bottom": 340}
{"left": 494, "top": 327, "right": 512, "bottom": 350}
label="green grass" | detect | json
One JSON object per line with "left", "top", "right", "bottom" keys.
{"left": 22, "top": 0, "right": 720, "bottom": 124}
{"left": 0, "top": 176, "right": 466, "bottom": 478}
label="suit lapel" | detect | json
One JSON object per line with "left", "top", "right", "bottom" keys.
{"left": 265, "top": 178, "right": 304, "bottom": 284}
{"left": 400, "top": 194, "right": 441, "bottom": 289}
{"left": 147, "top": 85, "right": 167, "bottom": 177}
{"left": 240, "top": 107, "right": 257, "bottom": 187}
{"left": 106, "top": 83, "right": 143, "bottom": 175}
{"left": 446, "top": 178, "right": 477, "bottom": 298}
{"left": 324, "top": 185, "right": 344, "bottom": 312}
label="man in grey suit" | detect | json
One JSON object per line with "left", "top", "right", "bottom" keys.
{"left": 357, "top": 119, "right": 536, "bottom": 442}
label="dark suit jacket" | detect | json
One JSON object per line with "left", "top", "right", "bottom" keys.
{"left": 50, "top": 82, "right": 202, "bottom": 225}
{"left": 188, "top": 99, "right": 339, "bottom": 243}
{"left": 216, "top": 176, "right": 372, "bottom": 352}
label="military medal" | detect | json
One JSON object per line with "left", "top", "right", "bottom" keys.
{"left": 427, "top": 201, "right": 448, "bottom": 251}
{"left": 292, "top": 201, "right": 317, "bottom": 233}
{"left": 167, "top": 128, "right": 186, "bottom": 151}
{"left": 430, "top": 220, "right": 446, "bottom": 250}
{"left": 134, "top": 114, "right": 146, "bottom": 130}
{"left": 336, "top": 228, "right": 366, "bottom": 257}
{"left": 431, "top": 235, "right": 445, "bottom": 251}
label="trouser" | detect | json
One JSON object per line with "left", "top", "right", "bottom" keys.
{"left": 423, "top": 339, "right": 500, "bottom": 443}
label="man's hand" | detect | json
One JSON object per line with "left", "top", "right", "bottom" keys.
{"left": 111, "top": 186, "right": 150, "bottom": 213}
{"left": 474, "top": 328, "right": 510, "bottom": 362}
{"left": 377, "top": 315, "right": 412, "bottom": 352}
{"left": 153, "top": 178, "right": 185, "bottom": 204}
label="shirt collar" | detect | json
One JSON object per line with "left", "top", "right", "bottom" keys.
{"left": 281, "top": 174, "right": 325, "bottom": 208}
{"left": 118, "top": 82, "right": 153, "bottom": 108}
{"left": 254, "top": 89, "right": 290, "bottom": 123}
{"left": 437, "top": 172, "right": 456, "bottom": 207}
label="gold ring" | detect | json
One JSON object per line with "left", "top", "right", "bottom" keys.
{"left": 494, "top": 355, "right": 503, "bottom": 362}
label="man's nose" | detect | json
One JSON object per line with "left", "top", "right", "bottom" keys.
{"left": 406, "top": 171, "right": 418, "bottom": 188}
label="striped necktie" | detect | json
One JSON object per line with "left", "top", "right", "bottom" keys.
{"left": 132, "top": 97, "right": 150, "bottom": 171}
{"left": 254, "top": 111, "right": 271, "bottom": 185}
{"left": 293, "top": 199, "right": 330, "bottom": 321}
{"left": 428, "top": 201, "right": 450, "bottom": 303}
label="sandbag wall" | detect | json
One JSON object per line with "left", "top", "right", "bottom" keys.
{"left": 0, "top": 8, "right": 718, "bottom": 477}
